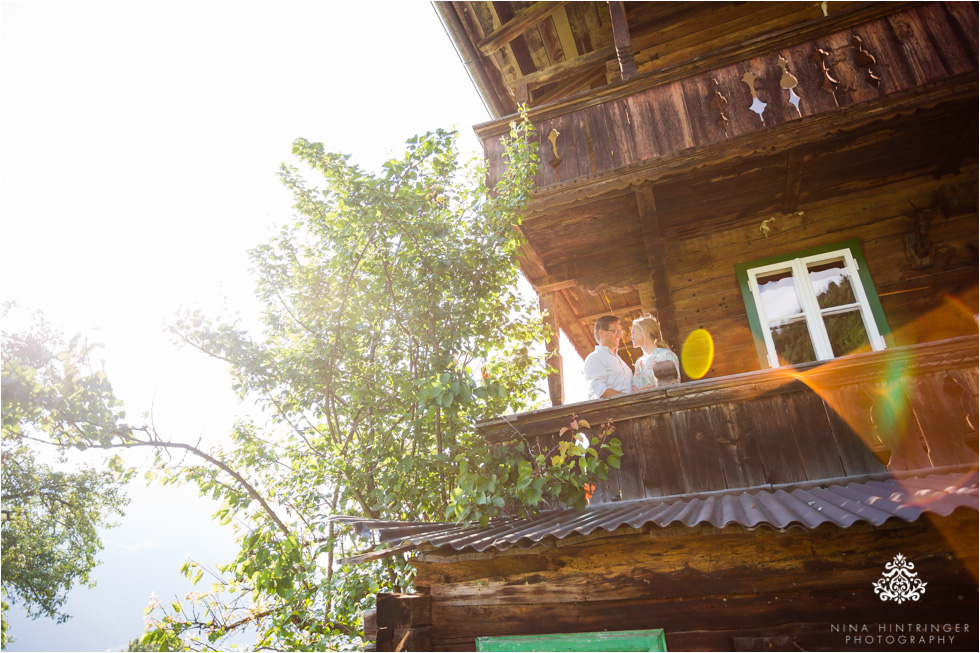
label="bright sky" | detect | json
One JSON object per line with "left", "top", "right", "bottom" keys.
{"left": 1, "top": 2, "right": 588, "bottom": 650}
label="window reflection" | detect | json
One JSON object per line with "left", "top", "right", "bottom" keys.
{"left": 757, "top": 269, "right": 801, "bottom": 320}
{"left": 808, "top": 259, "right": 857, "bottom": 309}
{"left": 770, "top": 319, "right": 816, "bottom": 365}
{"left": 823, "top": 309, "right": 871, "bottom": 357}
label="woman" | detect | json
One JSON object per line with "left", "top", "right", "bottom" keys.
{"left": 630, "top": 316, "right": 681, "bottom": 390}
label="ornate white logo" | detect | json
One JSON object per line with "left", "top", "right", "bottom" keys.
{"left": 873, "top": 553, "right": 927, "bottom": 603}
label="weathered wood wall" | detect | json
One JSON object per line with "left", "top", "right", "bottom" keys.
{"left": 479, "top": 336, "right": 978, "bottom": 504}
{"left": 409, "top": 513, "right": 978, "bottom": 651}
{"left": 661, "top": 165, "right": 979, "bottom": 379}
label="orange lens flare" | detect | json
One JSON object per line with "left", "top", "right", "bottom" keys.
{"left": 681, "top": 329, "right": 714, "bottom": 379}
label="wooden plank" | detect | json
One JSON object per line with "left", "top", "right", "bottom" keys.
{"left": 532, "top": 66, "right": 605, "bottom": 107}
{"left": 509, "top": 45, "right": 616, "bottom": 89}
{"left": 819, "top": 388, "right": 888, "bottom": 477}
{"left": 624, "top": 87, "right": 662, "bottom": 161}
{"left": 424, "top": 521, "right": 977, "bottom": 606}
{"left": 429, "top": 565, "right": 977, "bottom": 647}
{"left": 905, "top": 370, "right": 978, "bottom": 466}
{"left": 707, "top": 61, "right": 763, "bottom": 139}
{"left": 533, "top": 116, "right": 559, "bottom": 188}
{"left": 668, "top": 406, "right": 729, "bottom": 493}
{"left": 647, "top": 80, "right": 695, "bottom": 155}
{"left": 535, "top": 14, "right": 565, "bottom": 69}
{"left": 781, "top": 149, "right": 804, "bottom": 214}
{"left": 477, "top": 2, "right": 569, "bottom": 56}
{"left": 583, "top": 103, "right": 616, "bottom": 174}
{"left": 786, "top": 390, "right": 848, "bottom": 482}
{"left": 680, "top": 71, "right": 729, "bottom": 147}
{"left": 631, "top": 412, "right": 686, "bottom": 498}
{"left": 944, "top": 1, "right": 980, "bottom": 61}
{"left": 710, "top": 402, "right": 767, "bottom": 489}
{"left": 539, "top": 293, "right": 564, "bottom": 407}
{"left": 851, "top": 16, "right": 917, "bottom": 97}
{"left": 916, "top": 2, "right": 976, "bottom": 77}
{"left": 887, "top": 8, "right": 949, "bottom": 86}
{"left": 740, "top": 394, "right": 808, "bottom": 485}
{"left": 635, "top": 186, "right": 679, "bottom": 349}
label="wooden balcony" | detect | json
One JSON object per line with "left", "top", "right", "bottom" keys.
{"left": 476, "top": 2, "right": 977, "bottom": 197}
{"left": 477, "top": 335, "right": 978, "bottom": 505}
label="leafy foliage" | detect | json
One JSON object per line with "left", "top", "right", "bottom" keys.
{"left": 1, "top": 307, "right": 130, "bottom": 646}
{"left": 450, "top": 417, "right": 621, "bottom": 524}
{"left": 144, "top": 119, "right": 547, "bottom": 648}
{"left": 2, "top": 118, "right": 612, "bottom": 650}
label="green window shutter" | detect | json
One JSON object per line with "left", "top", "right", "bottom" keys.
{"left": 476, "top": 628, "right": 667, "bottom": 652}
{"left": 734, "top": 239, "right": 892, "bottom": 370}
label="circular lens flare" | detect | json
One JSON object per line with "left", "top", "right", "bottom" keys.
{"left": 681, "top": 329, "right": 714, "bottom": 379}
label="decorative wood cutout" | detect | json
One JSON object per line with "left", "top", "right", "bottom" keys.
{"left": 740, "top": 70, "right": 767, "bottom": 124}
{"left": 852, "top": 35, "right": 881, "bottom": 88}
{"left": 943, "top": 374, "right": 976, "bottom": 433}
{"left": 811, "top": 48, "right": 840, "bottom": 99}
{"left": 776, "top": 55, "right": 802, "bottom": 116}
{"left": 903, "top": 200, "right": 941, "bottom": 269}
{"left": 546, "top": 128, "right": 563, "bottom": 169}
{"left": 708, "top": 78, "right": 729, "bottom": 133}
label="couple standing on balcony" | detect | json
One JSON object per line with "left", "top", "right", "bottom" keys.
{"left": 584, "top": 315, "right": 681, "bottom": 400}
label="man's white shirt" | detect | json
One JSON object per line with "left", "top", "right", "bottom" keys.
{"left": 583, "top": 345, "right": 633, "bottom": 399}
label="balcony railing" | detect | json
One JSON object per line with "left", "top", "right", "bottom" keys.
{"left": 477, "top": 335, "right": 978, "bottom": 505}
{"left": 475, "top": 2, "right": 978, "bottom": 195}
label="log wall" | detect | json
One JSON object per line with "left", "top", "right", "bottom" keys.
{"left": 661, "top": 165, "right": 979, "bottom": 379}
{"left": 407, "top": 513, "right": 978, "bottom": 651}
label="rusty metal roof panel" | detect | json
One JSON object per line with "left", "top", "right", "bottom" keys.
{"left": 333, "top": 471, "right": 978, "bottom": 557}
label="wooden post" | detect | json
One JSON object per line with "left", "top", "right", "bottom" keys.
{"left": 635, "top": 186, "right": 679, "bottom": 349}
{"left": 539, "top": 292, "right": 565, "bottom": 406}
{"left": 375, "top": 593, "right": 431, "bottom": 652}
{"left": 608, "top": 1, "right": 638, "bottom": 80}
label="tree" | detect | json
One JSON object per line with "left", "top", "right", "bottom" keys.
{"left": 4, "top": 119, "right": 551, "bottom": 650}
{"left": 1, "top": 307, "right": 130, "bottom": 648}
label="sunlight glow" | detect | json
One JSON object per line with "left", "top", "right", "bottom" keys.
{"left": 681, "top": 328, "right": 714, "bottom": 379}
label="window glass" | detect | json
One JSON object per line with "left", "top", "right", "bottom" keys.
{"left": 737, "top": 241, "right": 888, "bottom": 369}
{"left": 808, "top": 259, "right": 857, "bottom": 308}
{"left": 822, "top": 309, "right": 871, "bottom": 357}
{"left": 756, "top": 269, "right": 801, "bottom": 319}
{"left": 770, "top": 319, "right": 816, "bottom": 365}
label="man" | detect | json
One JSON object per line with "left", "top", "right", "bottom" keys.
{"left": 583, "top": 315, "right": 632, "bottom": 399}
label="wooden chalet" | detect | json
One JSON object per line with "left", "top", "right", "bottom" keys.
{"left": 346, "top": 2, "right": 979, "bottom": 651}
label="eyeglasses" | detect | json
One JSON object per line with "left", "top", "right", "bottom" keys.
{"left": 604, "top": 328, "right": 623, "bottom": 335}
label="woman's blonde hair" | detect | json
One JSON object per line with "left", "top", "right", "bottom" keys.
{"left": 632, "top": 315, "right": 670, "bottom": 350}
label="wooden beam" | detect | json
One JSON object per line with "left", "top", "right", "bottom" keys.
{"left": 607, "top": 1, "right": 638, "bottom": 80}
{"left": 782, "top": 149, "right": 805, "bottom": 214}
{"left": 554, "top": 288, "right": 597, "bottom": 360}
{"left": 508, "top": 45, "right": 616, "bottom": 91}
{"left": 576, "top": 304, "right": 644, "bottom": 323}
{"left": 532, "top": 66, "right": 607, "bottom": 107}
{"left": 635, "top": 186, "right": 680, "bottom": 350}
{"left": 477, "top": 2, "right": 569, "bottom": 57}
{"left": 539, "top": 293, "right": 565, "bottom": 407}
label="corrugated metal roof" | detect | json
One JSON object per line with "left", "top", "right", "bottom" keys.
{"left": 330, "top": 470, "right": 978, "bottom": 561}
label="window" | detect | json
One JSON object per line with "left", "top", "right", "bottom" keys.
{"left": 735, "top": 240, "right": 890, "bottom": 369}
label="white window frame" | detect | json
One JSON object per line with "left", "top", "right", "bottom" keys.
{"left": 745, "top": 247, "right": 886, "bottom": 368}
